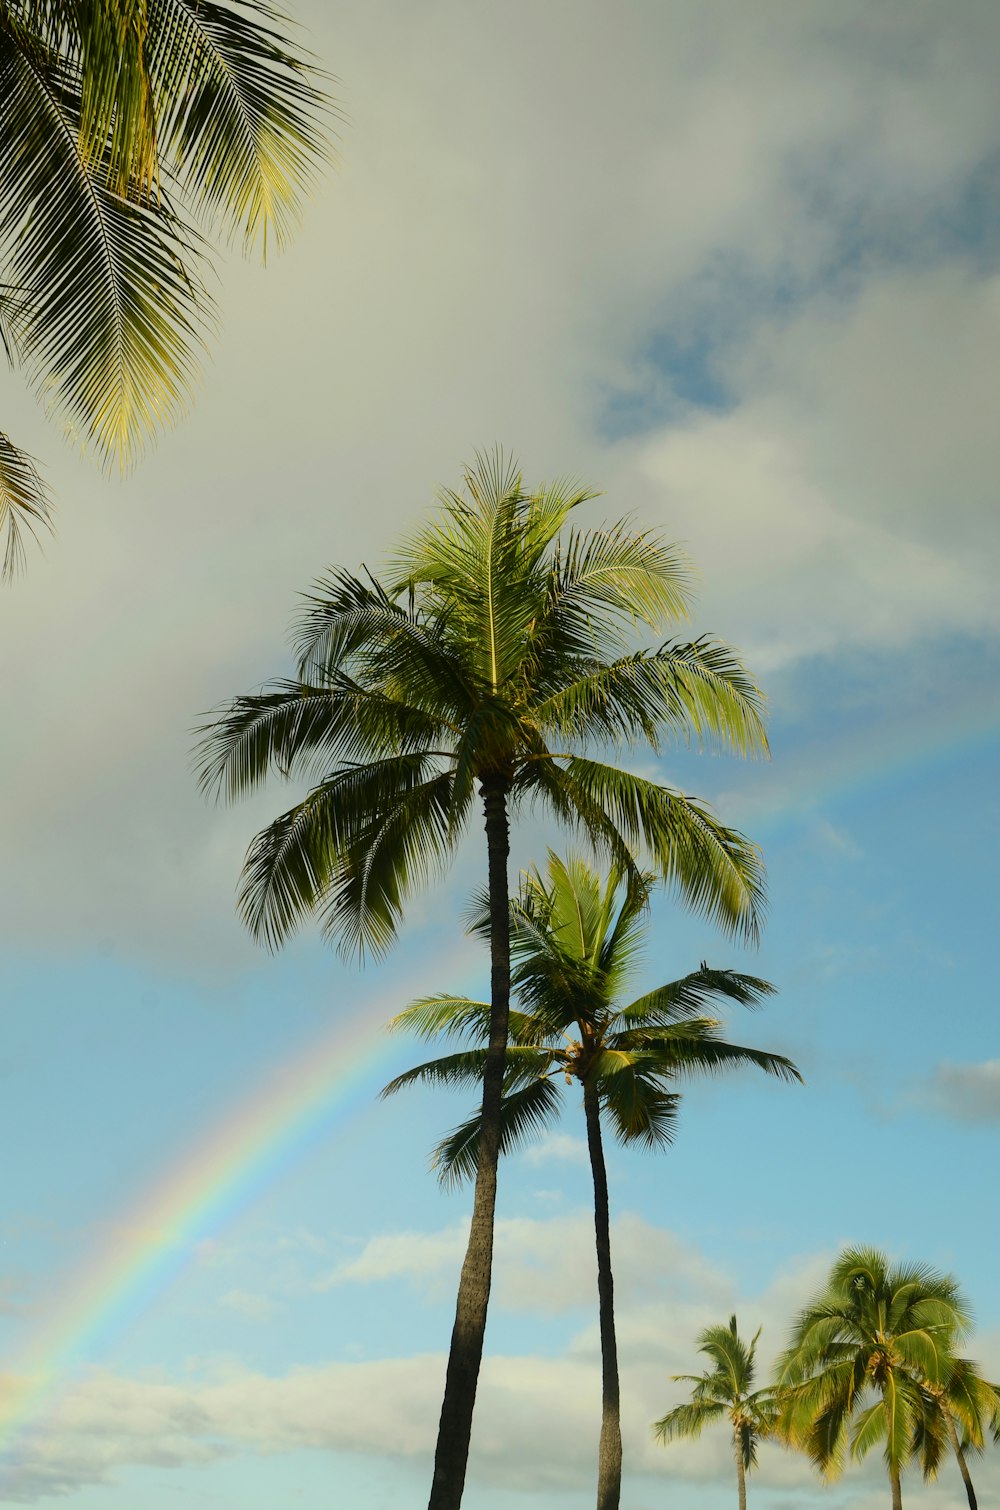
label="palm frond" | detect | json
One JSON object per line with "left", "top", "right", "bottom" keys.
{"left": 557, "top": 757, "right": 766, "bottom": 942}
{"left": 0, "top": 16, "right": 213, "bottom": 466}
{"left": 537, "top": 639, "right": 768, "bottom": 759}
{"left": 614, "top": 967, "right": 776, "bottom": 1029}
{"left": 0, "top": 429, "right": 51, "bottom": 579}
{"left": 236, "top": 754, "right": 461, "bottom": 955}
{"left": 381, "top": 1046, "right": 550, "bottom": 1098}
{"left": 431, "top": 1074, "right": 563, "bottom": 1187}
{"left": 599, "top": 1060, "right": 679, "bottom": 1149}
{"left": 147, "top": 0, "right": 332, "bottom": 256}
{"left": 653, "top": 1398, "right": 726, "bottom": 1443}
{"left": 193, "top": 676, "right": 451, "bottom": 800}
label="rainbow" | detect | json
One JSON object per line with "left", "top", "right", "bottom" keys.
{"left": 0, "top": 981, "right": 407, "bottom": 1459}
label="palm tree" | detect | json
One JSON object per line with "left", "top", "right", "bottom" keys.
{"left": 0, "top": 0, "right": 331, "bottom": 574}
{"left": 383, "top": 852, "right": 798, "bottom": 1510}
{"left": 196, "top": 453, "right": 770, "bottom": 1510}
{"left": 654, "top": 1316, "right": 779, "bottom": 1510}
{"left": 912, "top": 1354, "right": 1000, "bottom": 1510}
{"left": 776, "top": 1245, "right": 971, "bottom": 1510}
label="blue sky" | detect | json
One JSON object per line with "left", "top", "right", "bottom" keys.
{"left": 0, "top": 2, "right": 998, "bottom": 1506}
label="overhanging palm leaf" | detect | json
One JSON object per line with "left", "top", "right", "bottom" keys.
{"left": 0, "top": 431, "right": 51, "bottom": 579}
{"left": 0, "top": 0, "right": 330, "bottom": 568}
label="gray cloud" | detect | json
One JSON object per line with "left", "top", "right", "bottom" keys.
{"left": 1, "top": 0, "right": 998, "bottom": 968}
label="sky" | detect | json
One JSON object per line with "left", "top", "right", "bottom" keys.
{"left": 0, "top": 1, "right": 998, "bottom": 1506}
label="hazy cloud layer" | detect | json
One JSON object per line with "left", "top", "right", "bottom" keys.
{"left": 1, "top": 0, "right": 997, "bottom": 971}
{"left": 5, "top": 1214, "right": 998, "bottom": 1503}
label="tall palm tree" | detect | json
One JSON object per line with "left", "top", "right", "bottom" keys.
{"left": 776, "top": 1245, "right": 971, "bottom": 1510}
{"left": 912, "top": 1354, "right": 1000, "bottom": 1510}
{"left": 196, "top": 453, "right": 770, "bottom": 1510}
{"left": 654, "top": 1316, "right": 778, "bottom": 1510}
{"left": 383, "top": 852, "right": 797, "bottom": 1510}
{"left": 0, "top": 0, "right": 331, "bottom": 574}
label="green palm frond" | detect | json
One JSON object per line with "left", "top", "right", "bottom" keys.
{"left": 431, "top": 1074, "right": 563, "bottom": 1187}
{"left": 537, "top": 638, "right": 768, "bottom": 758}
{"left": 556, "top": 757, "right": 766, "bottom": 942}
{"left": 599, "top": 1062, "right": 679, "bottom": 1148}
{"left": 387, "top": 994, "right": 543, "bottom": 1047}
{"left": 0, "top": 429, "right": 51, "bottom": 578}
{"left": 614, "top": 966, "right": 775, "bottom": 1030}
{"left": 236, "top": 755, "right": 462, "bottom": 955}
{"left": 0, "top": 17, "right": 213, "bottom": 466}
{"left": 194, "top": 676, "right": 452, "bottom": 801}
{"left": 548, "top": 520, "right": 694, "bottom": 637}
{"left": 616, "top": 1029, "right": 801, "bottom": 1085}
{"left": 147, "top": 0, "right": 332, "bottom": 257}
{"left": 381, "top": 1046, "right": 551, "bottom": 1098}
{"left": 653, "top": 1397, "right": 727, "bottom": 1443}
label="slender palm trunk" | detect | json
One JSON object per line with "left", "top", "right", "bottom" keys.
{"left": 947, "top": 1414, "right": 978, "bottom": 1510}
{"left": 889, "top": 1464, "right": 903, "bottom": 1510}
{"left": 583, "top": 1078, "right": 622, "bottom": 1510}
{"left": 427, "top": 776, "right": 511, "bottom": 1510}
{"left": 734, "top": 1443, "right": 747, "bottom": 1510}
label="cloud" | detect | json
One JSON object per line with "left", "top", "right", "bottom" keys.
{"left": 0, "top": 0, "right": 997, "bottom": 968}
{"left": 521, "top": 1132, "right": 588, "bottom": 1167}
{"left": 217, "top": 1289, "right": 276, "bottom": 1323}
{"left": 5, "top": 1222, "right": 999, "bottom": 1503}
{"left": 922, "top": 1059, "right": 1000, "bottom": 1123}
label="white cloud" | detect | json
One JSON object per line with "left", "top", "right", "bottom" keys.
{"left": 522, "top": 1132, "right": 588, "bottom": 1167}
{"left": 7, "top": 1228, "right": 994, "bottom": 1503}
{"left": 217, "top": 1289, "right": 276, "bottom": 1323}
{"left": 923, "top": 1059, "right": 1000, "bottom": 1123}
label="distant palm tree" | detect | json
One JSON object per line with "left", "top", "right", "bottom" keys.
{"left": 198, "top": 455, "right": 770, "bottom": 1510}
{"left": 654, "top": 1315, "right": 778, "bottom": 1510}
{"left": 0, "top": 0, "right": 331, "bottom": 573}
{"left": 912, "top": 1354, "right": 1000, "bottom": 1510}
{"left": 384, "top": 852, "right": 798, "bottom": 1510}
{"left": 776, "top": 1245, "right": 971, "bottom": 1510}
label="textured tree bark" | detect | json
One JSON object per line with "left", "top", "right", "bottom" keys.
{"left": 889, "top": 1464, "right": 903, "bottom": 1510}
{"left": 734, "top": 1439, "right": 747, "bottom": 1510}
{"left": 426, "top": 777, "right": 511, "bottom": 1510}
{"left": 948, "top": 1413, "right": 979, "bottom": 1510}
{"left": 583, "top": 1079, "right": 622, "bottom": 1510}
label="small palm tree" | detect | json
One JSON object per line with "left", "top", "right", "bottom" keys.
{"left": 776, "top": 1245, "right": 971, "bottom": 1510}
{"left": 383, "top": 853, "right": 798, "bottom": 1510}
{"left": 1, "top": 0, "right": 331, "bottom": 573}
{"left": 198, "top": 456, "right": 770, "bottom": 1510}
{"left": 654, "top": 1316, "right": 778, "bottom": 1510}
{"left": 912, "top": 1355, "right": 1000, "bottom": 1510}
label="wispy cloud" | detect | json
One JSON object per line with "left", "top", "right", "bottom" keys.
{"left": 922, "top": 1059, "right": 1000, "bottom": 1124}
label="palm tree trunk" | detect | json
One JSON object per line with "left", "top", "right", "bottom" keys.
{"left": 583, "top": 1078, "right": 622, "bottom": 1510}
{"left": 889, "top": 1464, "right": 903, "bottom": 1510}
{"left": 426, "top": 776, "right": 512, "bottom": 1510}
{"left": 735, "top": 1443, "right": 747, "bottom": 1510}
{"left": 947, "top": 1414, "right": 978, "bottom": 1510}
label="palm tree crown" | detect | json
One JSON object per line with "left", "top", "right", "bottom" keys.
{"left": 654, "top": 1315, "right": 778, "bottom": 1510}
{"left": 0, "top": 0, "right": 331, "bottom": 573}
{"left": 197, "top": 454, "right": 771, "bottom": 1510}
{"left": 776, "top": 1245, "right": 972, "bottom": 1510}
